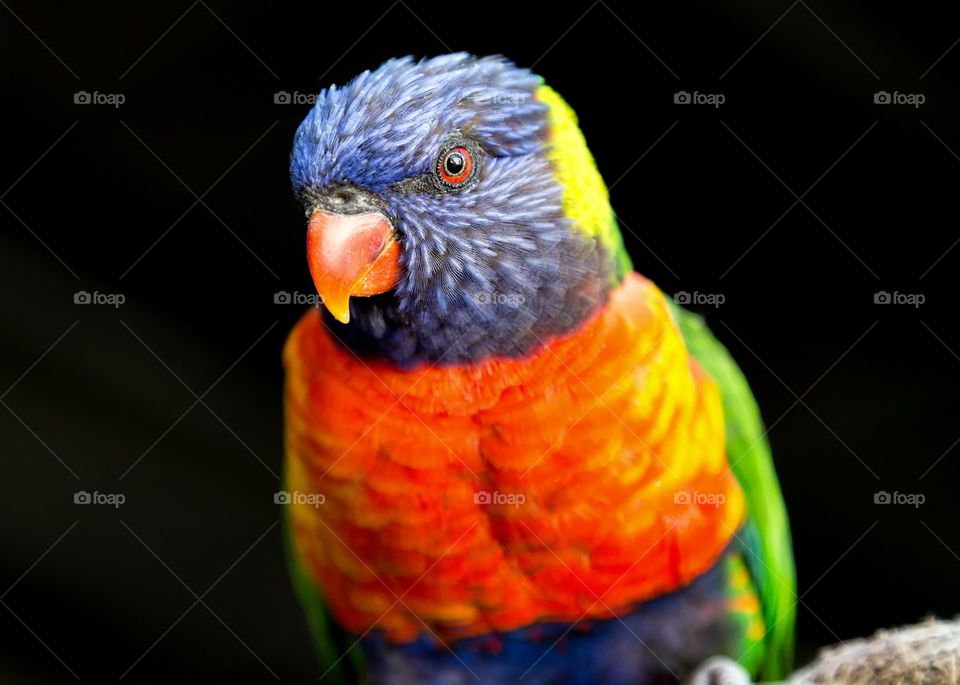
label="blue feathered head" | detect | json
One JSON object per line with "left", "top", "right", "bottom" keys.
{"left": 292, "top": 54, "right": 547, "bottom": 190}
{"left": 290, "top": 54, "right": 616, "bottom": 366}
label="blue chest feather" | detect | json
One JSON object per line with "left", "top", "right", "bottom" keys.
{"left": 358, "top": 546, "right": 747, "bottom": 685}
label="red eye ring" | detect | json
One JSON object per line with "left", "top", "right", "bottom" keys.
{"left": 438, "top": 146, "right": 473, "bottom": 186}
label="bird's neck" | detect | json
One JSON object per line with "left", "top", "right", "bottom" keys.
{"left": 328, "top": 242, "right": 617, "bottom": 367}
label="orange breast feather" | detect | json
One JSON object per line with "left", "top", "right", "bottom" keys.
{"left": 284, "top": 274, "right": 746, "bottom": 643}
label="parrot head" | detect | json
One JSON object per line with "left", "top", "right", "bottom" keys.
{"left": 291, "top": 53, "right": 630, "bottom": 365}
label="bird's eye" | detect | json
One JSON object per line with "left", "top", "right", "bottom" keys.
{"left": 437, "top": 146, "right": 473, "bottom": 186}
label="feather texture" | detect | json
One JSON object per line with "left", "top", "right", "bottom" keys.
{"left": 284, "top": 274, "right": 746, "bottom": 645}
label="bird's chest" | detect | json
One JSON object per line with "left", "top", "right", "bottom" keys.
{"left": 283, "top": 277, "right": 745, "bottom": 643}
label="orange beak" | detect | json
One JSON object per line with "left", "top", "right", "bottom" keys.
{"left": 306, "top": 209, "right": 400, "bottom": 324}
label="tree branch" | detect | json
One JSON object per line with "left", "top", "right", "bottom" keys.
{"left": 687, "top": 618, "right": 960, "bottom": 685}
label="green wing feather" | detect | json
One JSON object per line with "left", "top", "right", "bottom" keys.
{"left": 282, "top": 487, "right": 366, "bottom": 684}
{"left": 669, "top": 302, "right": 796, "bottom": 681}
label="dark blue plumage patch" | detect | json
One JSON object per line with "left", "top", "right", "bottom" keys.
{"left": 359, "top": 546, "right": 746, "bottom": 685}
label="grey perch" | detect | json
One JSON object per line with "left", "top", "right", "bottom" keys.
{"left": 687, "top": 618, "right": 960, "bottom": 685}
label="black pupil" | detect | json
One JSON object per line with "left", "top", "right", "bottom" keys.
{"left": 444, "top": 151, "right": 466, "bottom": 177}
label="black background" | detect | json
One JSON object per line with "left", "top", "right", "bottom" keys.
{"left": 2, "top": 1, "right": 959, "bottom": 682}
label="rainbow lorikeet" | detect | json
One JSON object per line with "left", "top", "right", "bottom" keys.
{"left": 283, "top": 54, "right": 795, "bottom": 685}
